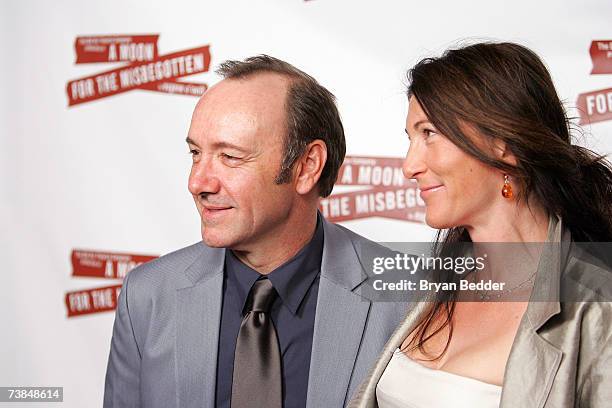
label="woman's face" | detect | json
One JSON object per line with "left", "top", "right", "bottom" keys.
{"left": 403, "top": 96, "right": 504, "bottom": 230}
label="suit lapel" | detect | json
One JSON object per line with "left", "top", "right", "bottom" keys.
{"left": 306, "top": 221, "right": 372, "bottom": 408}
{"left": 307, "top": 276, "right": 370, "bottom": 408}
{"left": 175, "top": 245, "right": 225, "bottom": 408}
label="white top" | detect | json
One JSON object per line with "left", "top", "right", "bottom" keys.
{"left": 376, "top": 348, "right": 502, "bottom": 408}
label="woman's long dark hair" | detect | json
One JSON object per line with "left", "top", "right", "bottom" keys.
{"left": 402, "top": 42, "right": 612, "bottom": 360}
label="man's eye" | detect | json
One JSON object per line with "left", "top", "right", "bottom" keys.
{"left": 189, "top": 149, "right": 199, "bottom": 156}
{"left": 221, "top": 153, "right": 240, "bottom": 160}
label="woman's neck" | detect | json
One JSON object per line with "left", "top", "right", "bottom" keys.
{"left": 462, "top": 201, "right": 550, "bottom": 300}
{"left": 465, "top": 201, "right": 550, "bottom": 243}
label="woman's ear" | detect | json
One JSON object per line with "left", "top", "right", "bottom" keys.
{"left": 294, "top": 140, "right": 327, "bottom": 196}
{"left": 492, "top": 139, "right": 517, "bottom": 166}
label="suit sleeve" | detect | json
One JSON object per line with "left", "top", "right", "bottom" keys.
{"left": 103, "top": 271, "right": 142, "bottom": 408}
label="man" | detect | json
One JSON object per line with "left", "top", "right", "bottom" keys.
{"left": 103, "top": 55, "right": 408, "bottom": 408}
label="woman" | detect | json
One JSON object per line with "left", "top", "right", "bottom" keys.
{"left": 349, "top": 42, "right": 612, "bottom": 407}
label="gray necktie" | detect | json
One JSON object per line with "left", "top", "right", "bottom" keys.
{"left": 231, "top": 278, "right": 282, "bottom": 408}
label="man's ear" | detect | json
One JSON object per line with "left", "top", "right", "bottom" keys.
{"left": 294, "top": 140, "right": 327, "bottom": 196}
{"left": 492, "top": 138, "right": 517, "bottom": 166}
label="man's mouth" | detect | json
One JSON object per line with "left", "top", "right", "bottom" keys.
{"left": 203, "top": 205, "right": 232, "bottom": 211}
{"left": 200, "top": 204, "right": 233, "bottom": 219}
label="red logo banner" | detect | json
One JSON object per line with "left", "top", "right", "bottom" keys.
{"left": 319, "top": 185, "right": 425, "bottom": 223}
{"left": 319, "top": 156, "right": 426, "bottom": 223}
{"left": 66, "top": 34, "right": 210, "bottom": 106}
{"left": 65, "top": 250, "right": 158, "bottom": 317}
{"left": 65, "top": 284, "right": 123, "bottom": 317}
{"left": 140, "top": 79, "right": 208, "bottom": 97}
{"left": 335, "top": 156, "right": 410, "bottom": 187}
{"left": 576, "top": 87, "right": 612, "bottom": 124}
{"left": 74, "top": 34, "right": 160, "bottom": 64}
{"left": 590, "top": 40, "right": 612, "bottom": 75}
{"left": 71, "top": 249, "right": 158, "bottom": 279}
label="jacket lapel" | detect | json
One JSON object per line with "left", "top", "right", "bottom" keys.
{"left": 175, "top": 245, "right": 225, "bottom": 408}
{"left": 500, "top": 326, "right": 562, "bottom": 408}
{"left": 500, "top": 215, "right": 567, "bottom": 408}
{"left": 306, "top": 220, "right": 372, "bottom": 408}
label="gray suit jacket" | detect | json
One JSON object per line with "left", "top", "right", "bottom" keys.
{"left": 103, "top": 218, "right": 410, "bottom": 408}
{"left": 349, "top": 217, "right": 612, "bottom": 408}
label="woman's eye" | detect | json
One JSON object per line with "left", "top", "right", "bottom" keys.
{"left": 423, "top": 128, "right": 437, "bottom": 139}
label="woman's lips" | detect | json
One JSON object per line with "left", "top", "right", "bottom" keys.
{"left": 419, "top": 185, "right": 444, "bottom": 199}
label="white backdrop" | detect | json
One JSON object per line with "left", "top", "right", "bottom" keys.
{"left": 2, "top": 0, "right": 611, "bottom": 406}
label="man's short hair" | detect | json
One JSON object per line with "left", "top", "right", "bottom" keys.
{"left": 216, "top": 55, "right": 346, "bottom": 197}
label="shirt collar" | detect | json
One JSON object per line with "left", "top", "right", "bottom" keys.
{"left": 225, "top": 213, "right": 324, "bottom": 315}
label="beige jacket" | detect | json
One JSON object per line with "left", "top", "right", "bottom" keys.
{"left": 348, "top": 217, "right": 612, "bottom": 407}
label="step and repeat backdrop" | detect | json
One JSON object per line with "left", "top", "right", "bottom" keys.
{"left": 2, "top": 0, "right": 611, "bottom": 406}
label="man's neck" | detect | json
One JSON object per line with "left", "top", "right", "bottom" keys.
{"left": 232, "top": 209, "right": 319, "bottom": 274}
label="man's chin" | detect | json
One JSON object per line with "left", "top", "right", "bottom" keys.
{"left": 201, "top": 226, "right": 236, "bottom": 248}
{"left": 201, "top": 239, "right": 225, "bottom": 248}
{"left": 201, "top": 234, "right": 227, "bottom": 248}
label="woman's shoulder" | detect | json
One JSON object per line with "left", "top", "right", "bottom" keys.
{"left": 561, "top": 242, "right": 612, "bottom": 303}
{"left": 547, "top": 246, "right": 612, "bottom": 345}
{"left": 537, "top": 240, "right": 612, "bottom": 345}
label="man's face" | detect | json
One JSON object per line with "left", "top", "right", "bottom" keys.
{"left": 186, "top": 73, "right": 297, "bottom": 250}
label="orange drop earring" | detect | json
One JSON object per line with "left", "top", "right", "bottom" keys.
{"left": 501, "top": 174, "right": 513, "bottom": 199}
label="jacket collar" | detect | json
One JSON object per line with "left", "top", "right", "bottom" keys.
{"left": 499, "top": 214, "right": 569, "bottom": 408}
{"left": 176, "top": 212, "right": 368, "bottom": 291}
{"left": 320, "top": 216, "right": 369, "bottom": 291}
{"left": 524, "top": 214, "right": 571, "bottom": 331}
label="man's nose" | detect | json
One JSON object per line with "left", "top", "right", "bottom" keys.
{"left": 188, "top": 155, "right": 221, "bottom": 196}
{"left": 402, "top": 141, "right": 426, "bottom": 180}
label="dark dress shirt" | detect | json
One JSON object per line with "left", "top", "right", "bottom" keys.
{"left": 215, "top": 216, "right": 324, "bottom": 408}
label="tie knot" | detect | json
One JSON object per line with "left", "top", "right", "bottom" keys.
{"left": 245, "top": 278, "right": 278, "bottom": 313}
